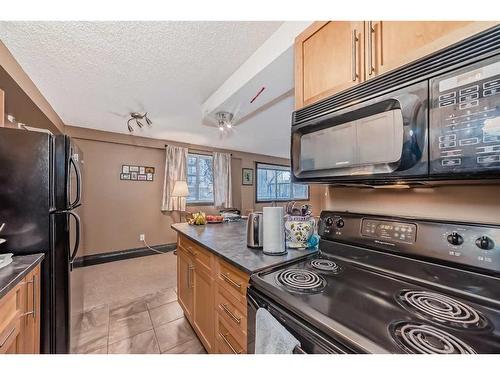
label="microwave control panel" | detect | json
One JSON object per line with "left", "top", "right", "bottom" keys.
{"left": 430, "top": 55, "right": 500, "bottom": 175}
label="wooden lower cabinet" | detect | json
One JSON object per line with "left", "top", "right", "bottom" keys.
{"left": 176, "top": 234, "right": 250, "bottom": 354}
{"left": 0, "top": 264, "right": 41, "bottom": 354}
{"left": 177, "top": 248, "right": 194, "bottom": 321}
{"left": 192, "top": 265, "right": 214, "bottom": 352}
{"left": 23, "top": 266, "right": 41, "bottom": 354}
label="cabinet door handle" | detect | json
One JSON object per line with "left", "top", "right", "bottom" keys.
{"left": 188, "top": 265, "right": 195, "bottom": 288}
{"left": 0, "top": 326, "right": 16, "bottom": 348}
{"left": 219, "top": 303, "right": 241, "bottom": 325}
{"left": 218, "top": 332, "right": 242, "bottom": 354}
{"left": 21, "top": 276, "right": 36, "bottom": 318}
{"left": 379, "top": 21, "right": 384, "bottom": 67}
{"left": 367, "top": 21, "right": 375, "bottom": 76}
{"left": 220, "top": 273, "right": 242, "bottom": 290}
{"left": 351, "top": 29, "right": 359, "bottom": 82}
{"left": 32, "top": 274, "right": 36, "bottom": 319}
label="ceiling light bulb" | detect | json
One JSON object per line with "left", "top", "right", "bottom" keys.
{"left": 218, "top": 125, "right": 224, "bottom": 132}
{"left": 226, "top": 123, "right": 232, "bottom": 129}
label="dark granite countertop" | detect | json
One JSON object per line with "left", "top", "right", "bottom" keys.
{"left": 0, "top": 253, "right": 45, "bottom": 299}
{"left": 171, "top": 221, "right": 318, "bottom": 274}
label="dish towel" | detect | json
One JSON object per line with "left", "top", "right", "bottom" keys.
{"left": 255, "top": 307, "right": 301, "bottom": 354}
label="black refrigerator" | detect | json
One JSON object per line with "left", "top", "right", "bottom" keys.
{"left": 0, "top": 127, "right": 83, "bottom": 354}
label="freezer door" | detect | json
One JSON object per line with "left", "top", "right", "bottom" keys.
{"left": 0, "top": 127, "right": 53, "bottom": 254}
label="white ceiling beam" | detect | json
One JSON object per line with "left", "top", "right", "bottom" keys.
{"left": 201, "top": 21, "right": 312, "bottom": 118}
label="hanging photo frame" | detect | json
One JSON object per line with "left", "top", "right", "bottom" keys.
{"left": 242, "top": 168, "right": 254, "bottom": 185}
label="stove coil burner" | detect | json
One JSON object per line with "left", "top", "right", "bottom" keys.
{"left": 391, "top": 322, "right": 476, "bottom": 354}
{"left": 397, "top": 290, "right": 488, "bottom": 329}
{"left": 310, "top": 259, "right": 341, "bottom": 273}
{"left": 276, "top": 269, "right": 326, "bottom": 294}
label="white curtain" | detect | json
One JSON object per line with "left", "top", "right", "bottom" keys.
{"left": 161, "top": 145, "right": 188, "bottom": 211}
{"left": 213, "top": 152, "right": 232, "bottom": 208}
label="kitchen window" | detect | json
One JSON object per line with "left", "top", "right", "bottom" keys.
{"left": 256, "top": 163, "right": 309, "bottom": 203}
{"left": 187, "top": 153, "right": 214, "bottom": 204}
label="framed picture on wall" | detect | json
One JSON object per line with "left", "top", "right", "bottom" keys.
{"left": 242, "top": 168, "right": 254, "bottom": 185}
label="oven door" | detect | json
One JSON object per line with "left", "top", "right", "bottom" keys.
{"left": 247, "top": 287, "right": 349, "bottom": 354}
{"left": 291, "top": 81, "right": 428, "bottom": 184}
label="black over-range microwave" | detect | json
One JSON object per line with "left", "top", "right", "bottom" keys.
{"left": 291, "top": 26, "right": 500, "bottom": 185}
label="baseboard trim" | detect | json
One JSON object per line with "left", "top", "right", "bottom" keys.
{"left": 72, "top": 243, "right": 177, "bottom": 268}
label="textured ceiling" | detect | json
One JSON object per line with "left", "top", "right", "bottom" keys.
{"left": 0, "top": 21, "right": 294, "bottom": 157}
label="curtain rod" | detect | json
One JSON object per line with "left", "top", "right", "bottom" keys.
{"left": 164, "top": 144, "right": 232, "bottom": 156}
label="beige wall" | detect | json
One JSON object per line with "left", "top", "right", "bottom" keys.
{"left": 68, "top": 126, "right": 322, "bottom": 256}
{"left": 0, "top": 41, "right": 64, "bottom": 133}
{"left": 324, "top": 184, "right": 500, "bottom": 224}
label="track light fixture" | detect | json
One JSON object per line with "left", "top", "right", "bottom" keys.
{"left": 215, "top": 111, "right": 234, "bottom": 132}
{"left": 127, "top": 112, "right": 153, "bottom": 133}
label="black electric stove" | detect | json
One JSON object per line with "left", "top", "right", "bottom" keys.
{"left": 248, "top": 211, "right": 500, "bottom": 354}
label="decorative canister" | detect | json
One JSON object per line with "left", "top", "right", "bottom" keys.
{"left": 284, "top": 215, "right": 316, "bottom": 249}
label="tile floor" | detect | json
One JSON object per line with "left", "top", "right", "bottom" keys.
{"left": 72, "top": 287, "right": 206, "bottom": 354}
{"left": 71, "top": 253, "right": 206, "bottom": 354}
{"left": 73, "top": 252, "right": 177, "bottom": 310}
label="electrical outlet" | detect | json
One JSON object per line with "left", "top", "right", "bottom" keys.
{"left": 139, "top": 234, "right": 145, "bottom": 242}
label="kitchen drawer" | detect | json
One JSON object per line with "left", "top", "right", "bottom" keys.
{"left": 176, "top": 242, "right": 194, "bottom": 258}
{"left": 178, "top": 235, "right": 213, "bottom": 273}
{"left": 0, "top": 319, "right": 21, "bottom": 354}
{"left": 0, "top": 283, "right": 23, "bottom": 354}
{"left": 178, "top": 235, "right": 201, "bottom": 255}
{"left": 216, "top": 258, "right": 249, "bottom": 304}
{"left": 0, "top": 283, "right": 22, "bottom": 332}
{"left": 193, "top": 245, "right": 213, "bottom": 274}
{"left": 215, "top": 313, "right": 246, "bottom": 354}
{"left": 216, "top": 284, "right": 247, "bottom": 338}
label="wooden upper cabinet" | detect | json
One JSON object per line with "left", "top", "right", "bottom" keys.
{"left": 367, "top": 21, "right": 498, "bottom": 78}
{"left": 295, "top": 21, "right": 499, "bottom": 109}
{"left": 295, "top": 21, "right": 365, "bottom": 109}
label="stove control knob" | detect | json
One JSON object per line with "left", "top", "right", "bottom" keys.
{"left": 335, "top": 218, "right": 345, "bottom": 228}
{"left": 476, "top": 236, "right": 494, "bottom": 250}
{"left": 447, "top": 232, "right": 464, "bottom": 246}
{"left": 325, "top": 217, "right": 334, "bottom": 227}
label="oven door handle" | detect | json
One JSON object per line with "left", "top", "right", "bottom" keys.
{"left": 247, "top": 290, "right": 260, "bottom": 309}
{"left": 293, "top": 345, "right": 306, "bottom": 354}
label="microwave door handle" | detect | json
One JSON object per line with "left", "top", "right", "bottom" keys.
{"left": 68, "top": 211, "right": 81, "bottom": 270}
{"left": 70, "top": 156, "right": 82, "bottom": 209}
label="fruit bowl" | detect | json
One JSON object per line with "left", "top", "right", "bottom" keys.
{"left": 187, "top": 211, "right": 207, "bottom": 225}
{"left": 206, "top": 215, "right": 224, "bottom": 224}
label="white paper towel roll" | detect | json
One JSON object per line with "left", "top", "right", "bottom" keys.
{"left": 263, "top": 207, "right": 285, "bottom": 255}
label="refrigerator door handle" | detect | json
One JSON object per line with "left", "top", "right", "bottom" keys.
{"left": 68, "top": 211, "right": 81, "bottom": 270}
{"left": 70, "top": 156, "right": 82, "bottom": 209}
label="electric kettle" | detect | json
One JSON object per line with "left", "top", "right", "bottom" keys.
{"left": 246, "top": 212, "right": 263, "bottom": 248}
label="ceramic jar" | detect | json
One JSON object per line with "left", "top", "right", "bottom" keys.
{"left": 284, "top": 215, "right": 315, "bottom": 249}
